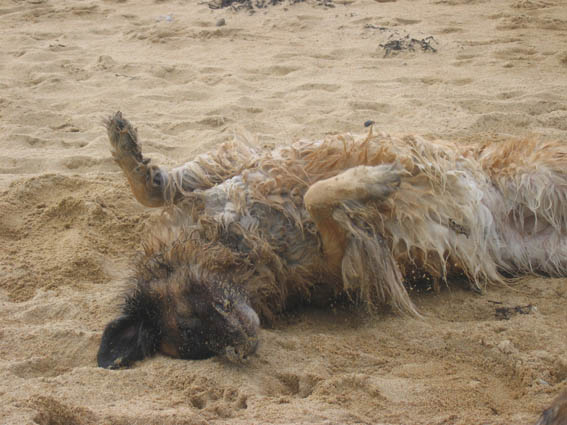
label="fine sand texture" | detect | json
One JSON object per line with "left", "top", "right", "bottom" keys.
{"left": 1, "top": 0, "right": 567, "bottom": 423}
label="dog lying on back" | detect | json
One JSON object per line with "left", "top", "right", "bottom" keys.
{"left": 98, "top": 111, "right": 567, "bottom": 369}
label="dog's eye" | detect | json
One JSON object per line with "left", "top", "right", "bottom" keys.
{"left": 152, "top": 172, "right": 162, "bottom": 187}
{"left": 224, "top": 300, "right": 233, "bottom": 311}
{"left": 214, "top": 300, "right": 233, "bottom": 313}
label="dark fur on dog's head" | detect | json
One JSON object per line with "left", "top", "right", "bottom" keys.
{"left": 98, "top": 261, "right": 260, "bottom": 369}
{"left": 97, "top": 289, "right": 161, "bottom": 369}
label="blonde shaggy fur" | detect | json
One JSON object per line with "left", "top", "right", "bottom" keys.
{"left": 106, "top": 112, "right": 567, "bottom": 319}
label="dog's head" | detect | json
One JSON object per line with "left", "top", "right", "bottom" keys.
{"left": 97, "top": 268, "right": 260, "bottom": 369}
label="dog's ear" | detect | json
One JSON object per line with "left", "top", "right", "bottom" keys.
{"left": 97, "top": 315, "right": 159, "bottom": 369}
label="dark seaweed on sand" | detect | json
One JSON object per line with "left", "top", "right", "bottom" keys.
{"left": 492, "top": 303, "right": 535, "bottom": 320}
{"left": 380, "top": 35, "right": 438, "bottom": 57}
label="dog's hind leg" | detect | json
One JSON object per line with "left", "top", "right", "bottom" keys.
{"left": 305, "top": 163, "right": 416, "bottom": 314}
{"left": 304, "top": 163, "right": 402, "bottom": 269}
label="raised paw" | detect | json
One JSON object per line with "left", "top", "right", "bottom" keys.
{"left": 360, "top": 163, "right": 403, "bottom": 201}
{"left": 305, "top": 162, "right": 404, "bottom": 226}
{"left": 332, "top": 163, "right": 403, "bottom": 203}
{"left": 104, "top": 111, "right": 147, "bottom": 170}
{"left": 104, "top": 111, "right": 167, "bottom": 207}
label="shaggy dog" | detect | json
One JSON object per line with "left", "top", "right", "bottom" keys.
{"left": 98, "top": 111, "right": 567, "bottom": 369}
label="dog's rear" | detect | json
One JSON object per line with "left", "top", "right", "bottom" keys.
{"left": 535, "top": 390, "right": 567, "bottom": 425}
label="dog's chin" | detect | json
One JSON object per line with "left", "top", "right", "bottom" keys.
{"left": 223, "top": 303, "right": 260, "bottom": 362}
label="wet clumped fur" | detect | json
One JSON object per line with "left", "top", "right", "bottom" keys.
{"left": 99, "top": 111, "right": 567, "bottom": 370}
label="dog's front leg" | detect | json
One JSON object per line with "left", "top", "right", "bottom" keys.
{"left": 105, "top": 111, "right": 171, "bottom": 207}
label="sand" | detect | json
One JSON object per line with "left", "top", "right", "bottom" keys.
{"left": 1, "top": 0, "right": 566, "bottom": 423}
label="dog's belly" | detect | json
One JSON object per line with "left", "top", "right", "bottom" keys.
{"left": 203, "top": 175, "right": 323, "bottom": 270}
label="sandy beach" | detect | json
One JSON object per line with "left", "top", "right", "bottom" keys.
{"left": 1, "top": 0, "right": 566, "bottom": 423}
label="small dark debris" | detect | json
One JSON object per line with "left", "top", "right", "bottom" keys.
{"left": 404, "top": 268, "right": 437, "bottom": 294}
{"left": 216, "top": 18, "right": 226, "bottom": 26}
{"left": 469, "top": 284, "right": 483, "bottom": 294}
{"left": 495, "top": 304, "right": 534, "bottom": 320}
{"left": 364, "top": 24, "right": 388, "bottom": 31}
{"left": 380, "top": 35, "right": 438, "bottom": 57}
{"left": 364, "top": 120, "right": 375, "bottom": 127}
{"left": 448, "top": 218, "right": 469, "bottom": 238}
